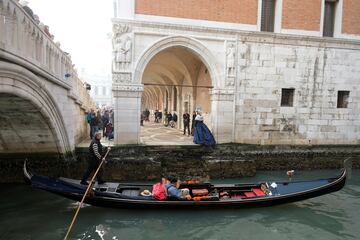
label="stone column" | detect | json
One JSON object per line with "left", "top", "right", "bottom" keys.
{"left": 210, "top": 89, "right": 234, "bottom": 143}
{"left": 113, "top": 83, "right": 144, "bottom": 144}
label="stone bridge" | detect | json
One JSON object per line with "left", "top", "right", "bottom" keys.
{"left": 0, "top": 0, "right": 94, "bottom": 155}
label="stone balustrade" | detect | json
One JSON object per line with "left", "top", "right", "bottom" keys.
{"left": 0, "top": 0, "right": 95, "bottom": 110}
{"left": 0, "top": 0, "right": 96, "bottom": 155}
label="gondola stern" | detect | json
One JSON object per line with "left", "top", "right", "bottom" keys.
{"left": 23, "top": 159, "right": 33, "bottom": 184}
{"left": 343, "top": 157, "right": 352, "bottom": 179}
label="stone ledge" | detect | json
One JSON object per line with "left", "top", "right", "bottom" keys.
{"left": 1, "top": 144, "right": 359, "bottom": 183}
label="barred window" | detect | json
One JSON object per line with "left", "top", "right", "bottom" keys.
{"left": 337, "top": 91, "right": 350, "bottom": 108}
{"left": 281, "top": 88, "right": 295, "bottom": 107}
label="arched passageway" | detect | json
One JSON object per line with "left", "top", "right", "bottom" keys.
{"left": 140, "top": 46, "right": 213, "bottom": 144}
{"left": 0, "top": 62, "right": 72, "bottom": 154}
{"left": 0, "top": 93, "right": 59, "bottom": 153}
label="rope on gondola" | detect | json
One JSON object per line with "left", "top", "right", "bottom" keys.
{"left": 63, "top": 147, "right": 111, "bottom": 240}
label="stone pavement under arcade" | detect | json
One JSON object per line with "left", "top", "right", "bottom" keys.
{"left": 77, "top": 121, "right": 194, "bottom": 147}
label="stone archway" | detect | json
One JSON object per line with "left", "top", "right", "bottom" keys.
{"left": 136, "top": 36, "right": 219, "bottom": 144}
{"left": 113, "top": 36, "right": 222, "bottom": 145}
{"left": 134, "top": 36, "right": 220, "bottom": 87}
{"left": 0, "top": 62, "right": 71, "bottom": 154}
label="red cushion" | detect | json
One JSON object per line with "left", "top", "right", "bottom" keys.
{"left": 252, "top": 188, "right": 266, "bottom": 196}
{"left": 230, "top": 195, "right": 244, "bottom": 199}
{"left": 192, "top": 189, "right": 209, "bottom": 196}
{"left": 244, "top": 192, "right": 256, "bottom": 197}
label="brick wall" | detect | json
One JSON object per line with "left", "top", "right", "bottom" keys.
{"left": 342, "top": 0, "right": 360, "bottom": 35}
{"left": 282, "top": 0, "right": 321, "bottom": 31}
{"left": 135, "top": 0, "right": 258, "bottom": 25}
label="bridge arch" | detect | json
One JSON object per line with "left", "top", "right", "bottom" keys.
{"left": 0, "top": 61, "right": 71, "bottom": 154}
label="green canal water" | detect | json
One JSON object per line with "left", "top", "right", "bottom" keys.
{"left": 0, "top": 170, "right": 359, "bottom": 240}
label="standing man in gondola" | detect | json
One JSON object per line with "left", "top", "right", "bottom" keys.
{"left": 80, "top": 131, "right": 110, "bottom": 185}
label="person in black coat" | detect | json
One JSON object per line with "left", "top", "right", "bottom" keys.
{"left": 80, "top": 132, "right": 110, "bottom": 185}
{"left": 191, "top": 111, "right": 196, "bottom": 135}
{"left": 183, "top": 112, "right": 190, "bottom": 135}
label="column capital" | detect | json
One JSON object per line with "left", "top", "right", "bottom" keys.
{"left": 112, "top": 84, "right": 144, "bottom": 98}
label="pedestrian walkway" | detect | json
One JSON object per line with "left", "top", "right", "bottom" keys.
{"left": 140, "top": 121, "right": 194, "bottom": 145}
{"left": 77, "top": 122, "right": 194, "bottom": 147}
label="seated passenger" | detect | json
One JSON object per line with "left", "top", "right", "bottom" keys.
{"left": 165, "top": 176, "right": 191, "bottom": 200}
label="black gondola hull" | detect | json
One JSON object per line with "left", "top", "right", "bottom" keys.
{"left": 24, "top": 161, "right": 347, "bottom": 209}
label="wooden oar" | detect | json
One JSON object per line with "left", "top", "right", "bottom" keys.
{"left": 64, "top": 147, "right": 111, "bottom": 240}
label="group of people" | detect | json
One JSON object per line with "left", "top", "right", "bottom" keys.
{"left": 141, "top": 176, "right": 191, "bottom": 200}
{"left": 165, "top": 112, "right": 178, "bottom": 128}
{"left": 182, "top": 109, "right": 216, "bottom": 146}
{"left": 18, "top": 1, "right": 56, "bottom": 41}
{"left": 86, "top": 108, "right": 114, "bottom": 140}
{"left": 147, "top": 108, "right": 216, "bottom": 146}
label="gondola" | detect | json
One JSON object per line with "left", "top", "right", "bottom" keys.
{"left": 23, "top": 161, "right": 348, "bottom": 209}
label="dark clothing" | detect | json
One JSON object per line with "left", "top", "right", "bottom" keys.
{"left": 191, "top": 113, "right": 196, "bottom": 135}
{"left": 183, "top": 113, "right": 190, "bottom": 135}
{"left": 102, "top": 114, "right": 110, "bottom": 135}
{"left": 90, "top": 114, "right": 98, "bottom": 126}
{"left": 193, "top": 120, "right": 216, "bottom": 146}
{"left": 173, "top": 113, "right": 178, "bottom": 122}
{"left": 22, "top": 6, "right": 35, "bottom": 20}
{"left": 89, "top": 112, "right": 98, "bottom": 139}
{"left": 81, "top": 138, "right": 106, "bottom": 184}
{"left": 105, "top": 123, "right": 114, "bottom": 140}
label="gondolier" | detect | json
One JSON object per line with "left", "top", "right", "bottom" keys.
{"left": 80, "top": 131, "right": 109, "bottom": 185}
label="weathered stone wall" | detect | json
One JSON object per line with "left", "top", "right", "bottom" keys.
{"left": 2, "top": 144, "right": 358, "bottom": 183}
{"left": 235, "top": 39, "right": 360, "bottom": 145}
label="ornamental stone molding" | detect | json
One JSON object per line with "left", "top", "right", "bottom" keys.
{"left": 113, "top": 72, "right": 132, "bottom": 84}
{"left": 112, "top": 83, "right": 144, "bottom": 92}
{"left": 112, "top": 84, "right": 143, "bottom": 98}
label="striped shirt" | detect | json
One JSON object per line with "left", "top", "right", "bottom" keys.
{"left": 92, "top": 143, "right": 102, "bottom": 159}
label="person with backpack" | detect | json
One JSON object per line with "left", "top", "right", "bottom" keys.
{"left": 86, "top": 109, "right": 96, "bottom": 139}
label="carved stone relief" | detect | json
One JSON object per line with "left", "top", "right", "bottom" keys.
{"left": 226, "top": 42, "right": 236, "bottom": 87}
{"left": 112, "top": 24, "right": 132, "bottom": 72}
{"left": 113, "top": 73, "right": 131, "bottom": 84}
